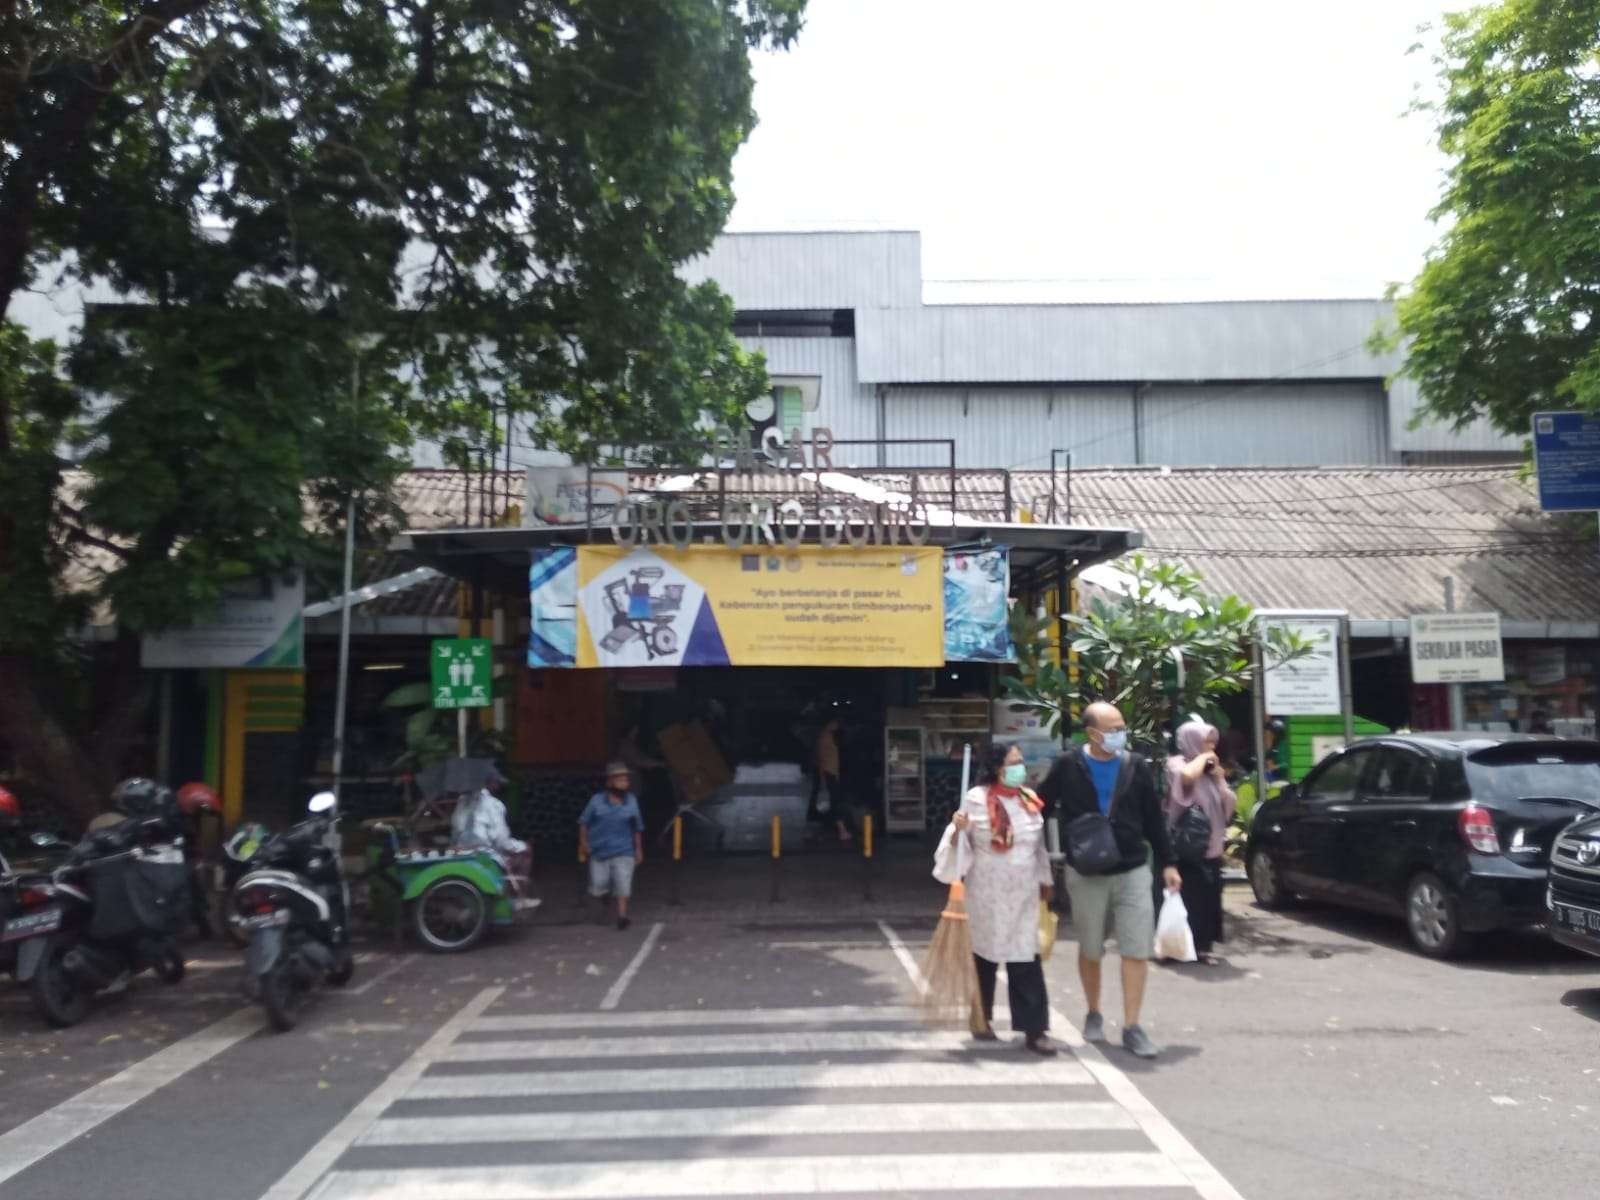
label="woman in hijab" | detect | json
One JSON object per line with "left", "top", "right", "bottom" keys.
{"left": 945, "top": 742, "right": 1058, "bottom": 1055}
{"left": 1164, "top": 720, "right": 1237, "bottom": 963}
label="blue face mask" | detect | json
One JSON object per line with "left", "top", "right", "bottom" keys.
{"left": 1099, "top": 730, "right": 1128, "bottom": 753}
{"left": 1001, "top": 763, "right": 1027, "bottom": 788}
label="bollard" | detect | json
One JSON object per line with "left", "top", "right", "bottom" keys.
{"left": 769, "top": 814, "right": 782, "bottom": 903}
{"left": 862, "top": 813, "right": 874, "bottom": 902}
{"left": 669, "top": 815, "right": 683, "bottom": 907}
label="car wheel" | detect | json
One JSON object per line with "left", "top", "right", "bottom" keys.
{"left": 1248, "top": 848, "right": 1292, "bottom": 910}
{"left": 1406, "top": 871, "right": 1467, "bottom": 958}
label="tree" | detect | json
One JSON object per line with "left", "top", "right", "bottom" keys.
{"left": 0, "top": 1, "right": 805, "bottom": 823}
{"left": 1004, "top": 556, "right": 1308, "bottom": 752}
{"left": 1378, "top": 0, "right": 1600, "bottom": 431}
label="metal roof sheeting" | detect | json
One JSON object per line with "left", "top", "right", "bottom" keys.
{"left": 681, "top": 231, "right": 924, "bottom": 311}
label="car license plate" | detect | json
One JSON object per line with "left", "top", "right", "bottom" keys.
{"left": 238, "top": 910, "right": 290, "bottom": 931}
{"left": 1, "top": 907, "right": 62, "bottom": 942}
{"left": 1553, "top": 902, "right": 1600, "bottom": 935}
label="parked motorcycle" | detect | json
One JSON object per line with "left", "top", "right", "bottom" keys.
{"left": 15, "top": 780, "right": 192, "bottom": 1027}
{"left": 230, "top": 792, "right": 354, "bottom": 1031}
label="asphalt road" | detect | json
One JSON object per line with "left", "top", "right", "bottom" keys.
{"left": 0, "top": 881, "right": 1595, "bottom": 1200}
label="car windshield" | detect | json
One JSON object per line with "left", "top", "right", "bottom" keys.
{"left": 1464, "top": 753, "right": 1600, "bottom": 806}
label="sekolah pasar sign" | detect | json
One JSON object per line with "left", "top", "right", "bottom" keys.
{"left": 1409, "top": 612, "right": 1505, "bottom": 685}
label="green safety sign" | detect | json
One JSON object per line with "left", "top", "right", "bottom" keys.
{"left": 431, "top": 638, "right": 492, "bottom": 709}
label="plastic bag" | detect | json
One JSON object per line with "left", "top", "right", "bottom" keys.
{"left": 815, "top": 783, "right": 832, "bottom": 816}
{"left": 1155, "top": 888, "right": 1197, "bottom": 962}
{"left": 1038, "top": 899, "right": 1059, "bottom": 962}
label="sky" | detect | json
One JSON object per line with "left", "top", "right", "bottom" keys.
{"left": 729, "top": 0, "right": 1458, "bottom": 302}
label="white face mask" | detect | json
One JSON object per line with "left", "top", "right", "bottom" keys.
{"left": 1098, "top": 729, "right": 1128, "bottom": 753}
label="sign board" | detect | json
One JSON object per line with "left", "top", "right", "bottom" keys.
{"left": 1260, "top": 616, "right": 1343, "bottom": 716}
{"left": 943, "top": 547, "right": 1013, "bottom": 662}
{"left": 141, "top": 573, "right": 304, "bottom": 669}
{"left": 524, "top": 467, "right": 628, "bottom": 528}
{"left": 1532, "top": 411, "right": 1600, "bottom": 511}
{"left": 1409, "top": 612, "right": 1505, "bottom": 684}
{"left": 431, "top": 638, "right": 492, "bottom": 709}
{"left": 570, "top": 544, "right": 943, "bottom": 669}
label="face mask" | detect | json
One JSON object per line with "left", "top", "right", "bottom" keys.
{"left": 1098, "top": 730, "right": 1128, "bottom": 753}
{"left": 1001, "top": 763, "right": 1027, "bottom": 788}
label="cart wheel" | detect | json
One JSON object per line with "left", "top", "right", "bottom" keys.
{"left": 412, "top": 879, "right": 488, "bottom": 953}
{"left": 651, "top": 626, "right": 679, "bottom": 654}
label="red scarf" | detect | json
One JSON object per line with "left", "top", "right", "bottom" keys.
{"left": 986, "top": 784, "right": 1042, "bottom": 852}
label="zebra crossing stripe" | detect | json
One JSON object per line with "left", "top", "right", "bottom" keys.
{"left": 444, "top": 1028, "right": 1007, "bottom": 1062}
{"left": 306, "top": 1151, "right": 1190, "bottom": 1199}
{"left": 408, "top": 1058, "right": 1092, "bottom": 1099}
{"left": 468, "top": 1004, "right": 929, "bottom": 1033}
{"left": 356, "top": 1100, "right": 1138, "bottom": 1146}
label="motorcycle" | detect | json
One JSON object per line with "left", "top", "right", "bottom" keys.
{"left": 1, "top": 832, "right": 70, "bottom": 979}
{"left": 230, "top": 793, "right": 354, "bottom": 1031}
{"left": 15, "top": 813, "right": 191, "bottom": 1027}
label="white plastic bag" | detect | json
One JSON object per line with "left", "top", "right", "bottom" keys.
{"left": 815, "top": 783, "right": 832, "bottom": 816}
{"left": 1155, "top": 888, "right": 1197, "bottom": 963}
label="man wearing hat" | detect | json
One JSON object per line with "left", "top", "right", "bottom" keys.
{"left": 579, "top": 763, "right": 645, "bottom": 930}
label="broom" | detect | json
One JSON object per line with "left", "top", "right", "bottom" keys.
{"left": 917, "top": 744, "right": 985, "bottom": 1032}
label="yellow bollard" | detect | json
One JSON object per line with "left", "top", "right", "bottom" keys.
{"left": 771, "top": 814, "right": 781, "bottom": 859}
{"left": 669, "top": 814, "right": 684, "bottom": 907}
{"left": 673, "top": 815, "right": 683, "bottom": 861}
{"left": 862, "top": 813, "right": 874, "bottom": 901}
{"left": 863, "top": 814, "right": 873, "bottom": 858}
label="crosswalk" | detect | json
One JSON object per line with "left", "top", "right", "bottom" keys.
{"left": 286, "top": 1000, "right": 1231, "bottom": 1199}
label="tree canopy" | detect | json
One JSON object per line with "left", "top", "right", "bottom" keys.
{"left": 0, "top": 0, "right": 804, "bottom": 818}
{"left": 1382, "top": 0, "right": 1600, "bottom": 435}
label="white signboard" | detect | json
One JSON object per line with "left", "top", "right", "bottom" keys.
{"left": 524, "top": 467, "right": 628, "bottom": 528}
{"left": 141, "top": 573, "right": 304, "bottom": 669}
{"left": 1260, "top": 616, "right": 1343, "bottom": 716}
{"left": 1409, "top": 612, "right": 1505, "bottom": 684}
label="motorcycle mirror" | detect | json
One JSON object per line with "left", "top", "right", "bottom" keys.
{"left": 30, "top": 831, "right": 62, "bottom": 848}
{"left": 307, "top": 792, "right": 338, "bottom": 816}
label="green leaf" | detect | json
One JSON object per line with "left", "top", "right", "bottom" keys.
{"left": 382, "top": 682, "right": 433, "bottom": 710}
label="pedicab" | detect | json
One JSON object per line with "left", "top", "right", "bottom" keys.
{"left": 366, "top": 758, "right": 530, "bottom": 953}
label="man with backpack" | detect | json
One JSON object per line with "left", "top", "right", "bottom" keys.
{"left": 1038, "top": 701, "right": 1181, "bottom": 1059}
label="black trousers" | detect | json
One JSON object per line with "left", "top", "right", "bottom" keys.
{"left": 974, "top": 953, "right": 1049, "bottom": 1036}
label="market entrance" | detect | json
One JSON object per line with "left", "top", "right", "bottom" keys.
{"left": 612, "top": 664, "right": 999, "bottom": 859}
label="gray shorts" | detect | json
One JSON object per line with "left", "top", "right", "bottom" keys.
{"left": 1065, "top": 861, "right": 1154, "bottom": 961}
{"left": 589, "top": 855, "right": 636, "bottom": 899}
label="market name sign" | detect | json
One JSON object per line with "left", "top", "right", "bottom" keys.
{"left": 610, "top": 427, "right": 934, "bottom": 551}
{"left": 1409, "top": 612, "right": 1505, "bottom": 684}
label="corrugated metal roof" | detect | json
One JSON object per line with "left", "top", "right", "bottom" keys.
{"left": 681, "top": 231, "right": 924, "bottom": 311}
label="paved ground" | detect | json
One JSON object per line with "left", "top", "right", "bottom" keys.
{"left": 0, "top": 853, "right": 1596, "bottom": 1199}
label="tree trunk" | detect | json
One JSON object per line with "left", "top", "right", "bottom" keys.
{"left": 0, "top": 654, "right": 113, "bottom": 830}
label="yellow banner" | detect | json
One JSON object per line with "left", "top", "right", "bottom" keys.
{"left": 574, "top": 545, "right": 944, "bottom": 668}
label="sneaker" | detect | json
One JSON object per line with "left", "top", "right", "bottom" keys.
{"left": 617, "top": 916, "right": 631, "bottom": 931}
{"left": 1122, "top": 1024, "right": 1159, "bottom": 1059}
{"left": 1082, "top": 1011, "right": 1105, "bottom": 1043}
{"left": 1024, "top": 1034, "right": 1059, "bottom": 1057}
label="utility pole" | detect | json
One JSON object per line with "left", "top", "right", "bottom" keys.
{"left": 331, "top": 355, "right": 360, "bottom": 800}
{"left": 1444, "top": 576, "right": 1465, "bottom": 730}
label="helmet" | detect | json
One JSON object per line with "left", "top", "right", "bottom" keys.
{"left": 176, "top": 782, "right": 220, "bottom": 817}
{"left": 0, "top": 785, "right": 19, "bottom": 822}
{"left": 110, "top": 777, "right": 171, "bottom": 817}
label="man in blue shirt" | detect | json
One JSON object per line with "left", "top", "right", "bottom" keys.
{"left": 579, "top": 762, "right": 645, "bottom": 931}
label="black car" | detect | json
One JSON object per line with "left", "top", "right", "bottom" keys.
{"left": 1246, "top": 734, "right": 1600, "bottom": 957}
{"left": 1548, "top": 813, "right": 1600, "bottom": 957}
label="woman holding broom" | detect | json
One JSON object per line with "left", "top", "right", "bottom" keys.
{"left": 941, "top": 742, "right": 1059, "bottom": 1056}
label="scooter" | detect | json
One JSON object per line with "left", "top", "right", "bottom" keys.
{"left": 230, "top": 793, "right": 354, "bottom": 1031}
{"left": 16, "top": 814, "right": 190, "bottom": 1027}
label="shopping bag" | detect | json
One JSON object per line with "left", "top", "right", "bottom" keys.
{"left": 1038, "top": 899, "right": 1059, "bottom": 962}
{"left": 1155, "top": 888, "right": 1197, "bottom": 962}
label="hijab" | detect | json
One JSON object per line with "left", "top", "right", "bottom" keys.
{"left": 1166, "top": 720, "right": 1224, "bottom": 817}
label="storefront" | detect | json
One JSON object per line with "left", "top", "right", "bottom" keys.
{"left": 395, "top": 459, "right": 1138, "bottom": 861}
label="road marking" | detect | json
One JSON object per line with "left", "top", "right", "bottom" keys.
{"left": 446, "top": 1028, "right": 1002, "bottom": 1061}
{"left": 0, "top": 1007, "right": 263, "bottom": 1187}
{"left": 876, "top": 918, "right": 928, "bottom": 994}
{"left": 878, "top": 920, "right": 1245, "bottom": 1200}
{"left": 598, "top": 920, "right": 663, "bottom": 1010}
{"left": 307, "top": 1152, "right": 1187, "bottom": 1199}
{"left": 471, "top": 1004, "right": 928, "bottom": 1033}
{"left": 345, "top": 954, "right": 415, "bottom": 997}
{"left": 259, "top": 986, "right": 504, "bottom": 1200}
{"left": 357, "top": 1100, "right": 1137, "bottom": 1146}
{"left": 408, "top": 1058, "right": 1091, "bottom": 1099}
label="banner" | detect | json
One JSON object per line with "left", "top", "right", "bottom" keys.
{"left": 528, "top": 547, "right": 578, "bottom": 667}
{"left": 141, "top": 573, "right": 304, "bottom": 669}
{"left": 572, "top": 545, "right": 943, "bottom": 668}
{"left": 944, "top": 547, "right": 1013, "bottom": 662}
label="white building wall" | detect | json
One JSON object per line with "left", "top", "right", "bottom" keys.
{"left": 682, "top": 231, "right": 923, "bottom": 310}
{"left": 1140, "top": 383, "right": 1391, "bottom": 466}
{"left": 883, "top": 387, "right": 1138, "bottom": 469}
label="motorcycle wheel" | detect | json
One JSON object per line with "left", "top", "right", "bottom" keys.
{"left": 260, "top": 960, "right": 305, "bottom": 1032}
{"left": 31, "top": 944, "right": 92, "bottom": 1028}
{"left": 412, "top": 879, "right": 488, "bottom": 953}
{"left": 326, "top": 950, "right": 355, "bottom": 988}
{"left": 155, "top": 949, "right": 186, "bottom": 984}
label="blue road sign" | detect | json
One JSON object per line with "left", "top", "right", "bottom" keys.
{"left": 1532, "top": 411, "right": 1600, "bottom": 511}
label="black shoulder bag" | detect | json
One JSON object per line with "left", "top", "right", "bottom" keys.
{"left": 1064, "top": 752, "right": 1124, "bottom": 875}
{"left": 1169, "top": 804, "right": 1213, "bottom": 864}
